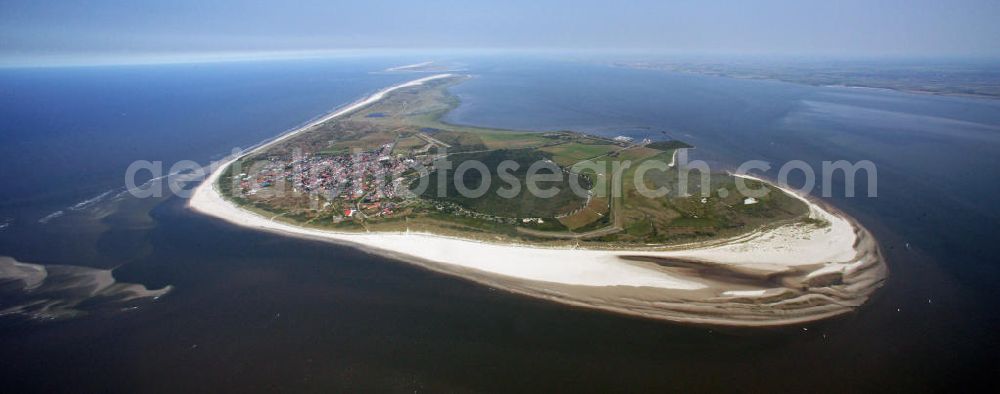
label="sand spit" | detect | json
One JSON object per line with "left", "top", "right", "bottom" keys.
{"left": 189, "top": 75, "right": 887, "bottom": 327}
{"left": 386, "top": 61, "right": 434, "bottom": 72}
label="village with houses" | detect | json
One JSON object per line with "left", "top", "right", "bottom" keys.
{"left": 233, "top": 141, "right": 420, "bottom": 224}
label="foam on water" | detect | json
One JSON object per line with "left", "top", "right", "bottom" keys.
{"left": 68, "top": 190, "right": 114, "bottom": 211}
{"left": 36, "top": 210, "right": 64, "bottom": 224}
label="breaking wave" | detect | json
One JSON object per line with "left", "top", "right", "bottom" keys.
{"left": 37, "top": 210, "right": 64, "bottom": 224}
{"left": 68, "top": 190, "right": 113, "bottom": 211}
{"left": 37, "top": 189, "right": 120, "bottom": 225}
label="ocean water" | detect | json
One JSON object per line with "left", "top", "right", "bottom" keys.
{"left": 1, "top": 56, "right": 998, "bottom": 391}
{"left": 0, "top": 58, "right": 415, "bottom": 266}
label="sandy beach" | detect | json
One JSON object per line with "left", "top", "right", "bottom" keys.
{"left": 189, "top": 75, "right": 887, "bottom": 326}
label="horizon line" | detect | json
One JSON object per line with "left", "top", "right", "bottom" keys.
{"left": 4, "top": 48, "right": 1000, "bottom": 69}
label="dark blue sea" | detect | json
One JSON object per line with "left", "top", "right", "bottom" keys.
{"left": 1, "top": 55, "right": 998, "bottom": 391}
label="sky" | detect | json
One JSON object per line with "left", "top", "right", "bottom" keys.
{"left": 2, "top": 0, "right": 999, "bottom": 65}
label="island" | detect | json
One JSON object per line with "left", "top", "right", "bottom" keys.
{"left": 616, "top": 60, "right": 1000, "bottom": 100}
{"left": 189, "top": 73, "right": 887, "bottom": 326}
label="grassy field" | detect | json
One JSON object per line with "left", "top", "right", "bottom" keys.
{"left": 558, "top": 196, "right": 609, "bottom": 230}
{"left": 392, "top": 134, "right": 428, "bottom": 153}
{"left": 540, "top": 142, "right": 620, "bottom": 166}
{"left": 479, "top": 131, "right": 552, "bottom": 150}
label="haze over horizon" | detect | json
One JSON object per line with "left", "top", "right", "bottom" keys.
{"left": 3, "top": 0, "right": 1000, "bottom": 66}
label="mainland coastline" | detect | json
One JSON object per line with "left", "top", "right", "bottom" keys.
{"left": 188, "top": 74, "right": 887, "bottom": 326}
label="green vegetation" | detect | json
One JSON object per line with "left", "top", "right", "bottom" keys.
{"left": 646, "top": 140, "right": 693, "bottom": 151}
{"left": 540, "top": 141, "right": 620, "bottom": 166}
{"left": 416, "top": 149, "right": 588, "bottom": 218}
{"left": 223, "top": 75, "right": 812, "bottom": 247}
